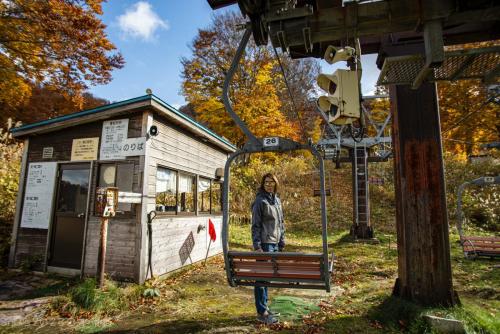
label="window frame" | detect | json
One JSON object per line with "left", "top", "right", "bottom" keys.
{"left": 197, "top": 177, "right": 212, "bottom": 215}
{"left": 210, "top": 180, "right": 223, "bottom": 215}
{"left": 94, "top": 160, "right": 137, "bottom": 217}
{"left": 177, "top": 171, "right": 197, "bottom": 216}
{"left": 155, "top": 165, "right": 223, "bottom": 217}
{"left": 155, "top": 166, "right": 179, "bottom": 216}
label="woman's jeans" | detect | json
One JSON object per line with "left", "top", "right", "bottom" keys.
{"left": 254, "top": 243, "right": 278, "bottom": 315}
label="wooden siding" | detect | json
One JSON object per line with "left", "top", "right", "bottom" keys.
{"left": 14, "top": 228, "right": 47, "bottom": 270}
{"left": 149, "top": 216, "right": 222, "bottom": 277}
{"left": 26, "top": 113, "right": 143, "bottom": 162}
{"left": 148, "top": 115, "right": 228, "bottom": 179}
{"left": 141, "top": 115, "right": 229, "bottom": 278}
{"left": 12, "top": 113, "right": 143, "bottom": 275}
{"left": 83, "top": 217, "right": 137, "bottom": 280}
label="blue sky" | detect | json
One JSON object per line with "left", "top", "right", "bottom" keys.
{"left": 90, "top": 1, "right": 381, "bottom": 108}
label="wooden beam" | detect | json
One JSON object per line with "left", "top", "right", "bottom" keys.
{"left": 389, "top": 80, "right": 456, "bottom": 306}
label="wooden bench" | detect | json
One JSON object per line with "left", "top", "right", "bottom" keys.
{"left": 227, "top": 251, "right": 332, "bottom": 291}
{"left": 460, "top": 236, "right": 500, "bottom": 259}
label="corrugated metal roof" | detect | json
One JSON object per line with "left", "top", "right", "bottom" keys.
{"left": 10, "top": 94, "right": 236, "bottom": 150}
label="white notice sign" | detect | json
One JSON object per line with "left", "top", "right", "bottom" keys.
{"left": 20, "top": 162, "right": 58, "bottom": 229}
{"left": 100, "top": 119, "right": 129, "bottom": 160}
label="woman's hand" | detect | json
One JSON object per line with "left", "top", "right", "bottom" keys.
{"left": 255, "top": 248, "right": 263, "bottom": 252}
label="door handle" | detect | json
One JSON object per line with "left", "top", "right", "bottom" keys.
{"left": 77, "top": 213, "right": 85, "bottom": 218}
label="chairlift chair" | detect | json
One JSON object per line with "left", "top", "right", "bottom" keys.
{"left": 456, "top": 176, "right": 500, "bottom": 259}
{"left": 220, "top": 27, "right": 334, "bottom": 292}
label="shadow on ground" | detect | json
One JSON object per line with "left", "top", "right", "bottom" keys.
{"left": 107, "top": 315, "right": 257, "bottom": 334}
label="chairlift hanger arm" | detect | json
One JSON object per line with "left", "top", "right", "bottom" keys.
{"left": 222, "top": 26, "right": 259, "bottom": 145}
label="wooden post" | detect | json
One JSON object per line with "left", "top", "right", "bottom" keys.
{"left": 97, "top": 217, "right": 109, "bottom": 289}
{"left": 389, "top": 81, "right": 456, "bottom": 306}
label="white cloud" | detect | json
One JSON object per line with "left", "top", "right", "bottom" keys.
{"left": 118, "top": 2, "right": 169, "bottom": 41}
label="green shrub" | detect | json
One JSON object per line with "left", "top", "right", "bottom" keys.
{"left": 69, "top": 278, "right": 125, "bottom": 315}
{"left": 0, "top": 122, "right": 22, "bottom": 267}
{"left": 19, "top": 253, "right": 44, "bottom": 272}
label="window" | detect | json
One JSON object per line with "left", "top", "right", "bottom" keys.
{"left": 178, "top": 173, "right": 196, "bottom": 213}
{"left": 156, "top": 168, "right": 177, "bottom": 213}
{"left": 97, "top": 163, "right": 135, "bottom": 214}
{"left": 197, "top": 178, "right": 211, "bottom": 213}
{"left": 155, "top": 166, "right": 222, "bottom": 215}
{"left": 211, "top": 181, "right": 222, "bottom": 213}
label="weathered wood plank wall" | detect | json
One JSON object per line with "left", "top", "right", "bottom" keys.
{"left": 141, "top": 115, "right": 229, "bottom": 280}
{"left": 13, "top": 113, "right": 143, "bottom": 273}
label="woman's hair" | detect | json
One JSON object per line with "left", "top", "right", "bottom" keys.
{"left": 260, "top": 173, "right": 279, "bottom": 193}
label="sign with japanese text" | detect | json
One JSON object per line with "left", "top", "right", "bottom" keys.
{"left": 100, "top": 119, "right": 129, "bottom": 160}
{"left": 121, "top": 137, "right": 146, "bottom": 157}
{"left": 71, "top": 137, "right": 99, "bottom": 161}
{"left": 20, "top": 162, "right": 58, "bottom": 229}
{"left": 42, "top": 147, "right": 53, "bottom": 159}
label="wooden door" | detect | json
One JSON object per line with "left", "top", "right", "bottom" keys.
{"left": 48, "top": 164, "right": 90, "bottom": 269}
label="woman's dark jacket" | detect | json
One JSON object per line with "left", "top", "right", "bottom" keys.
{"left": 251, "top": 189, "right": 285, "bottom": 251}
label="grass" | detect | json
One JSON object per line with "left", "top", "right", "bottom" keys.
{"left": 1, "top": 225, "right": 498, "bottom": 333}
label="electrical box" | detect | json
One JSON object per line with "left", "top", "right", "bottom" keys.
{"left": 95, "top": 187, "right": 119, "bottom": 217}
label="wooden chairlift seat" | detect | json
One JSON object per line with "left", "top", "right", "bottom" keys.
{"left": 460, "top": 235, "right": 500, "bottom": 259}
{"left": 456, "top": 176, "right": 500, "bottom": 259}
{"left": 228, "top": 251, "right": 334, "bottom": 290}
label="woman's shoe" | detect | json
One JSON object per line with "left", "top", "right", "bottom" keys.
{"left": 257, "top": 312, "right": 279, "bottom": 325}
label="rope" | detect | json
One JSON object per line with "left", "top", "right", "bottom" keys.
{"left": 272, "top": 46, "right": 308, "bottom": 143}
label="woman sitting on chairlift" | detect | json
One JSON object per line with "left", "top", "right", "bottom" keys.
{"left": 251, "top": 173, "right": 285, "bottom": 325}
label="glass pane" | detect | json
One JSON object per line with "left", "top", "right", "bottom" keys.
{"left": 178, "top": 173, "right": 195, "bottom": 213}
{"left": 156, "top": 168, "right": 177, "bottom": 212}
{"left": 198, "top": 178, "right": 210, "bottom": 212}
{"left": 99, "top": 165, "right": 116, "bottom": 187}
{"left": 117, "top": 163, "right": 134, "bottom": 212}
{"left": 57, "top": 169, "right": 90, "bottom": 213}
{"left": 211, "top": 182, "right": 222, "bottom": 213}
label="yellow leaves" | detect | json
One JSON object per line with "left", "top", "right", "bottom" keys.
{"left": 438, "top": 79, "right": 499, "bottom": 157}
{"left": 0, "top": 134, "right": 22, "bottom": 221}
{"left": 255, "top": 61, "right": 275, "bottom": 86}
{"left": 181, "top": 12, "right": 320, "bottom": 147}
{"left": 0, "top": 0, "right": 123, "bottom": 110}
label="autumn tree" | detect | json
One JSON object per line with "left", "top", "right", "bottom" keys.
{"left": 0, "top": 84, "right": 109, "bottom": 125}
{"left": 0, "top": 0, "right": 123, "bottom": 109}
{"left": 181, "top": 12, "right": 320, "bottom": 146}
{"left": 438, "top": 80, "right": 499, "bottom": 157}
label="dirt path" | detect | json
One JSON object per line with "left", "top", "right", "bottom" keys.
{"left": 0, "top": 271, "right": 66, "bottom": 327}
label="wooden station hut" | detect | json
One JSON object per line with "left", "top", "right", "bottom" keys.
{"left": 8, "top": 94, "right": 236, "bottom": 283}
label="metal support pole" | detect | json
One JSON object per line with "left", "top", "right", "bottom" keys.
{"left": 97, "top": 217, "right": 109, "bottom": 289}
